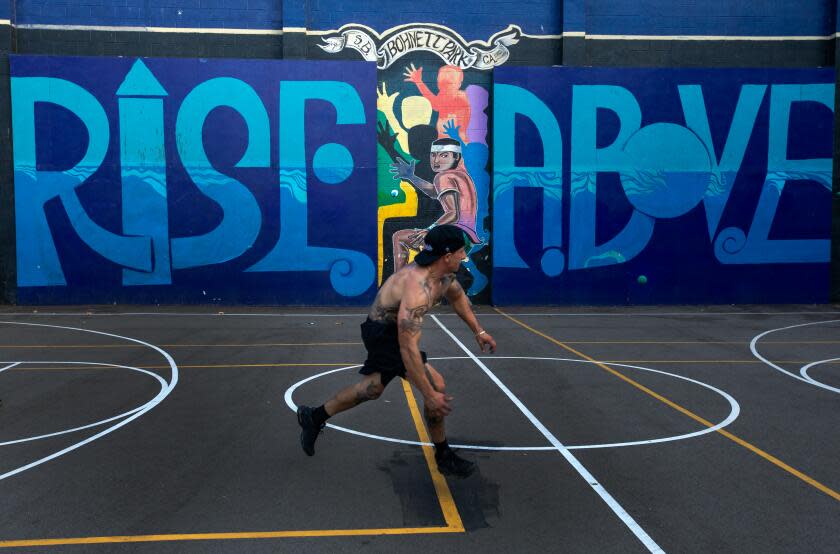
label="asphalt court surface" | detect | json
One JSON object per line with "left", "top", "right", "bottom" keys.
{"left": 1, "top": 305, "right": 839, "bottom": 552}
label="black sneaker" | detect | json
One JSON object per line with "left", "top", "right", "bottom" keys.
{"left": 435, "top": 449, "right": 475, "bottom": 478}
{"left": 297, "top": 405, "right": 324, "bottom": 456}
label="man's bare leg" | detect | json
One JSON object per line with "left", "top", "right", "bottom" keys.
{"left": 324, "top": 373, "right": 385, "bottom": 417}
{"left": 422, "top": 364, "right": 447, "bottom": 443}
{"left": 298, "top": 373, "right": 385, "bottom": 456}
{"left": 422, "top": 363, "right": 475, "bottom": 477}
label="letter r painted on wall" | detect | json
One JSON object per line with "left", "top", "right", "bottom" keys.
{"left": 11, "top": 76, "right": 153, "bottom": 287}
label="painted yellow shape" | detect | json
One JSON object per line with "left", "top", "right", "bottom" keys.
{"left": 378, "top": 181, "right": 418, "bottom": 285}
{"left": 401, "top": 95, "right": 433, "bottom": 129}
{"left": 400, "top": 379, "right": 465, "bottom": 531}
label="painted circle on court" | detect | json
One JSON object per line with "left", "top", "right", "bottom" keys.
{"left": 0, "top": 321, "right": 179, "bottom": 482}
{"left": 800, "top": 357, "right": 840, "bottom": 390}
{"left": 285, "top": 356, "right": 740, "bottom": 451}
{"left": 751, "top": 319, "right": 840, "bottom": 394}
{"left": 0, "top": 361, "right": 167, "bottom": 446}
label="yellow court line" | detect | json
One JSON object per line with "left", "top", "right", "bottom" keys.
{"left": 495, "top": 308, "right": 840, "bottom": 503}
{"left": 1, "top": 340, "right": 835, "bottom": 348}
{"left": 12, "top": 360, "right": 839, "bottom": 373}
{"left": 400, "top": 380, "right": 465, "bottom": 531}
{"left": 0, "top": 526, "right": 461, "bottom": 548}
{"left": 11, "top": 363, "right": 360, "bottom": 371}
{"left": 0, "top": 342, "right": 362, "bottom": 348}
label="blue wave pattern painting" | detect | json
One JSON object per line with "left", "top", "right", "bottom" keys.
{"left": 493, "top": 67, "right": 834, "bottom": 304}
{"left": 10, "top": 56, "right": 377, "bottom": 304}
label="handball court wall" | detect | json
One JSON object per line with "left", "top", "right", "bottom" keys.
{"left": 0, "top": 0, "right": 837, "bottom": 306}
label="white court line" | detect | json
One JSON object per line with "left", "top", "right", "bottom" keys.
{"left": 0, "top": 362, "right": 21, "bottom": 374}
{"left": 2, "top": 310, "right": 839, "bottom": 318}
{"left": 0, "top": 362, "right": 167, "bottom": 446}
{"left": 800, "top": 358, "right": 840, "bottom": 390}
{"left": 750, "top": 319, "right": 840, "bottom": 394}
{"left": 430, "top": 315, "right": 664, "bottom": 553}
{"left": 284, "top": 357, "right": 740, "bottom": 451}
{"left": 0, "top": 322, "right": 179, "bottom": 482}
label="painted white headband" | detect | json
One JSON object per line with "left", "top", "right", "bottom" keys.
{"left": 430, "top": 145, "right": 461, "bottom": 154}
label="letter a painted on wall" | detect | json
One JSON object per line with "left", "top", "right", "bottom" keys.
{"left": 493, "top": 84, "right": 564, "bottom": 276}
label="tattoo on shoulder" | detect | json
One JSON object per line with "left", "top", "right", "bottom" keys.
{"left": 448, "top": 279, "right": 463, "bottom": 296}
{"left": 420, "top": 279, "right": 433, "bottom": 305}
{"left": 400, "top": 304, "right": 428, "bottom": 335}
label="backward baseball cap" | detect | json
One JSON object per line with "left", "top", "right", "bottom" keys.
{"left": 415, "top": 224, "right": 471, "bottom": 266}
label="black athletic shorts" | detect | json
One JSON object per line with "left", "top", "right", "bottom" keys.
{"left": 358, "top": 318, "right": 427, "bottom": 387}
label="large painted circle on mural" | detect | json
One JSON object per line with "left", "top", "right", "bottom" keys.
{"left": 621, "top": 123, "right": 712, "bottom": 219}
{"left": 285, "top": 356, "right": 740, "bottom": 451}
{"left": 313, "top": 143, "right": 354, "bottom": 184}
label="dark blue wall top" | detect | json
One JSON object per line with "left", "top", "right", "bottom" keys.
{"left": 15, "top": 0, "right": 283, "bottom": 30}
{"left": 9, "top": 0, "right": 837, "bottom": 38}
{"left": 308, "top": 0, "right": 562, "bottom": 39}
{"left": 586, "top": 0, "right": 835, "bottom": 36}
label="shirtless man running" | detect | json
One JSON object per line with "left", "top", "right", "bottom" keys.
{"left": 296, "top": 224, "right": 496, "bottom": 477}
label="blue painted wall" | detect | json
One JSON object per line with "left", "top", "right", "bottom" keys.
{"left": 494, "top": 66, "right": 834, "bottom": 304}
{"left": 3, "top": 3, "right": 838, "bottom": 306}
{"left": 10, "top": 56, "right": 377, "bottom": 304}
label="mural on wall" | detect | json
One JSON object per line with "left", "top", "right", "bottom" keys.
{"left": 9, "top": 55, "right": 834, "bottom": 306}
{"left": 494, "top": 66, "right": 835, "bottom": 304}
{"left": 321, "top": 23, "right": 506, "bottom": 297}
{"left": 10, "top": 56, "right": 377, "bottom": 304}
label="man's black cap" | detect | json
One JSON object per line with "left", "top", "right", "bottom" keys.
{"left": 415, "top": 224, "right": 469, "bottom": 266}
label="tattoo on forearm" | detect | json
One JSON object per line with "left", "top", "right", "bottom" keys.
{"left": 400, "top": 304, "right": 427, "bottom": 336}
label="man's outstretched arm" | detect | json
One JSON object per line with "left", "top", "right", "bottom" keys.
{"left": 398, "top": 280, "right": 452, "bottom": 415}
{"left": 445, "top": 280, "right": 496, "bottom": 353}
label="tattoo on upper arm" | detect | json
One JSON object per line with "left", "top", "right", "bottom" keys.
{"left": 400, "top": 304, "right": 428, "bottom": 336}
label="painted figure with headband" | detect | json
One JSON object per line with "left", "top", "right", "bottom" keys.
{"left": 389, "top": 137, "right": 481, "bottom": 272}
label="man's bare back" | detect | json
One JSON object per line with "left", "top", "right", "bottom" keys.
{"left": 368, "top": 262, "right": 456, "bottom": 325}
